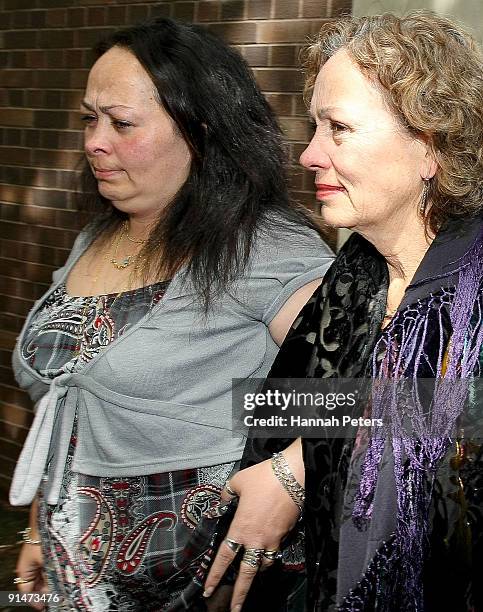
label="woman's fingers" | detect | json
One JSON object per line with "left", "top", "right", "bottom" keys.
{"left": 203, "top": 534, "right": 239, "bottom": 597}
{"left": 204, "top": 537, "right": 280, "bottom": 609}
{"left": 220, "top": 480, "right": 238, "bottom": 504}
{"left": 229, "top": 550, "right": 262, "bottom": 612}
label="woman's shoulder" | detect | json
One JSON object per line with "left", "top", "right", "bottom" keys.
{"left": 252, "top": 212, "right": 334, "bottom": 263}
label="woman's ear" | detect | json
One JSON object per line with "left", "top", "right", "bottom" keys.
{"left": 419, "top": 136, "right": 438, "bottom": 180}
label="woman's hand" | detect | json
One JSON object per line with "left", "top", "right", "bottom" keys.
{"left": 15, "top": 542, "right": 47, "bottom": 611}
{"left": 203, "top": 440, "right": 304, "bottom": 611}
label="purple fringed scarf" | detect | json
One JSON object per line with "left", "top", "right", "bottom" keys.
{"left": 352, "top": 228, "right": 483, "bottom": 610}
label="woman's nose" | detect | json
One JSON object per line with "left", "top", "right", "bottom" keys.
{"left": 299, "top": 135, "right": 331, "bottom": 172}
{"left": 84, "top": 123, "right": 113, "bottom": 157}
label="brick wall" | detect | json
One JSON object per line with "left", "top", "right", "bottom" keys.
{"left": 0, "top": 0, "right": 351, "bottom": 497}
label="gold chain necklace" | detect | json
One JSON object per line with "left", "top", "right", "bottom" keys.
{"left": 110, "top": 224, "right": 141, "bottom": 270}
{"left": 123, "top": 220, "right": 147, "bottom": 245}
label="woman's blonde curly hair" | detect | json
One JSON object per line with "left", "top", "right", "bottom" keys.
{"left": 302, "top": 11, "right": 483, "bottom": 233}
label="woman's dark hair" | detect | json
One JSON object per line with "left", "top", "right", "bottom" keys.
{"left": 81, "top": 17, "right": 321, "bottom": 308}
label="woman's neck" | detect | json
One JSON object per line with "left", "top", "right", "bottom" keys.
{"left": 125, "top": 215, "right": 154, "bottom": 242}
{"left": 359, "top": 209, "right": 434, "bottom": 312}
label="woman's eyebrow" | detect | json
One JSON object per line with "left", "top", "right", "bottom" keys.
{"left": 315, "top": 106, "right": 343, "bottom": 119}
{"left": 80, "top": 100, "right": 134, "bottom": 112}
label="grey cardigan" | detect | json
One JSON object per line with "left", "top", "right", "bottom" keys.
{"left": 10, "top": 221, "right": 334, "bottom": 506}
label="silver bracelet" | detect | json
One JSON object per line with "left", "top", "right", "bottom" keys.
{"left": 18, "top": 527, "right": 41, "bottom": 546}
{"left": 271, "top": 452, "right": 305, "bottom": 512}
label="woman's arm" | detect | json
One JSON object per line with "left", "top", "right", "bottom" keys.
{"left": 203, "top": 438, "right": 304, "bottom": 611}
{"left": 268, "top": 278, "right": 322, "bottom": 346}
{"left": 15, "top": 498, "right": 47, "bottom": 611}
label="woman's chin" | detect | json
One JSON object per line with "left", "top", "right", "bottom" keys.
{"left": 319, "top": 205, "right": 355, "bottom": 230}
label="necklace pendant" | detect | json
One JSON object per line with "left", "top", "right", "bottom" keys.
{"left": 111, "top": 257, "right": 133, "bottom": 270}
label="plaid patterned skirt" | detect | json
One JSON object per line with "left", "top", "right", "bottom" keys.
{"left": 38, "top": 429, "right": 237, "bottom": 611}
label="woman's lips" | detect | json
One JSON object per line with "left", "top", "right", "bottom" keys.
{"left": 315, "top": 183, "right": 345, "bottom": 200}
{"left": 93, "top": 167, "right": 122, "bottom": 179}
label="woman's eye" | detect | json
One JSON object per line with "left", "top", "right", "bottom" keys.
{"left": 80, "top": 114, "right": 97, "bottom": 126}
{"left": 330, "top": 121, "right": 347, "bottom": 134}
{"left": 112, "top": 120, "right": 132, "bottom": 130}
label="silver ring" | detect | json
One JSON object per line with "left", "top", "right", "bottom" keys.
{"left": 224, "top": 480, "right": 238, "bottom": 497}
{"left": 224, "top": 537, "right": 243, "bottom": 554}
{"left": 13, "top": 577, "right": 34, "bottom": 585}
{"left": 241, "top": 547, "right": 264, "bottom": 568}
{"left": 263, "top": 549, "right": 282, "bottom": 561}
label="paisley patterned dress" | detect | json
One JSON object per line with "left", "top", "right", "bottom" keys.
{"left": 21, "top": 282, "right": 237, "bottom": 611}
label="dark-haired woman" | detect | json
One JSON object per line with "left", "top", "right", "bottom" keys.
{"left": 10, "top": 18, "right": 333, "bottom": 611}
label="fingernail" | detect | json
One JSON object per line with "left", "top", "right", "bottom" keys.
{"left": 231, "top": 606, "right": 242, "bottom": 612}
{"left": 203, "top": 587, "right": 214, "bottom": 598}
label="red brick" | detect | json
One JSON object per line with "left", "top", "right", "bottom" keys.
{"left": 1, "top": 128, "right": 24, "bottom": 147}
{"left": 198, "top": 1, "right": 219, "bottom": 21}
{"left": 0, "top": 257, "right": 54, "bottom": 285}
{"left": 331, "top": 0, "right": 352, "bottom": 17}
{"left": 27, "top": 50, "right": 47, "bottom": 69}
{"left": 221, "top": 0, "right": 245, "bottom": 21}
{"left": 253, "top": 67, "right": 303, "bottom": 92}
{"left": 0, "top": 333, "right": 17, "bottom": 354}
{"left": 242, "top": 45, "right": 269, "bottom": 67}
{"left": 0, "top": 185, "right": 34, "bottom": 206}
{"left": 11, "top": 10, "right": 32, "bottom": 28}
{"left": 67, "top": 8, "right": 86, "bottom": 27}
{"left": 62, "top": 91, "right": 84, "bottom": 110}
{"left": 33, "top": 110, "right": 72, "bottom": 129}
{"left": 301, "top": 0, "right": 328, "bottom": 18}
{"left": 246, "top": 0, "right": 271, "bottom": 19}
{"left": 4, "top": 0, "right": 35, "bottom": 8}
{"left": 294, "top": 94, "right": 309, "bottom": 116}
{"left": 31, "top": 10, "right": 47, "bottom": 28}
{"left": 0, "top": 385, "right": 32, "bottom": 411}
{"left": 33, "top": 70, "right": 71, "bottom": 89}
{"left": 265, "top": 93, "right": 293, "bottom": 115}
{"left": 1, "top": 109, "right": 34, "bottom": 128}
{"left": 0, "top": 240, "right": 68, "bottom": 268}
{"left": 270, "top": 44, "right": 296, "bottom": 66}
{"left": 0, "top": 350, "right": 12, "bottom": 368}
{"left": 280, "top": 117, "right": 312, "bottom": 142}
{"left": 66, "top": 49, "right": 86, "bottom": 69}
{"left": 75, "top": 27, "right": 112, "bottom": 48}
{"left": 0, "top": 295, "right": 32, "bottom": 318}
{"left": 257, "top": 20, "right": 320, "bottom": 43}
{"left": 292, "top": 142, "right": 309, "bottom": 162}
{"left": 10, "top": 51, "right": 28, "bottom": 69}
{"left": 106, "top": 5, "right": 127, "bottom": 24}
{"left": 0, "top": 70, "right": 31, "bottom": 88}
{"left": 0, "top": 12, "right": 12, "bottom": 28}
{"left": 0, "top": 435, "right": 26, "bottom": 463}
{"left": 0, "top": 147, "right": 32, "bottom": 166}
{"left": 46, "top": 8, "right": 67, "bottom": 27}
{"left": 3, "top": 30, "right": 38, "bottom": 49}
{"left": 273, "top": 0, "right": 299, "bottom": 19}
{"left": 208, "top": 22, "right": 257, "bottom": 44}
{"left": 0, "top": 277, "right": 49, "bottom": 302}
{"left": 31, "top": 149, "right": 83, "bottom": 170}
{"left": 150, "top": 3, "right": 172, "bottom": 18}
{"left": 87, "top": 7, "right": 106, "bottom": 26}
{"left": 38, "top": 29, "right": 75, "bottom": 49}
{"left": 0, "top": 403, "right": 33, "bottom": 435}
{"left": 0, "top": 221, "right": 78, "bottom": 249}
{"left": 172, "top": 2, "right": 195, "bottom": 21}
{"left": 31, "top": 186, "right": 75, "bottom": 208}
